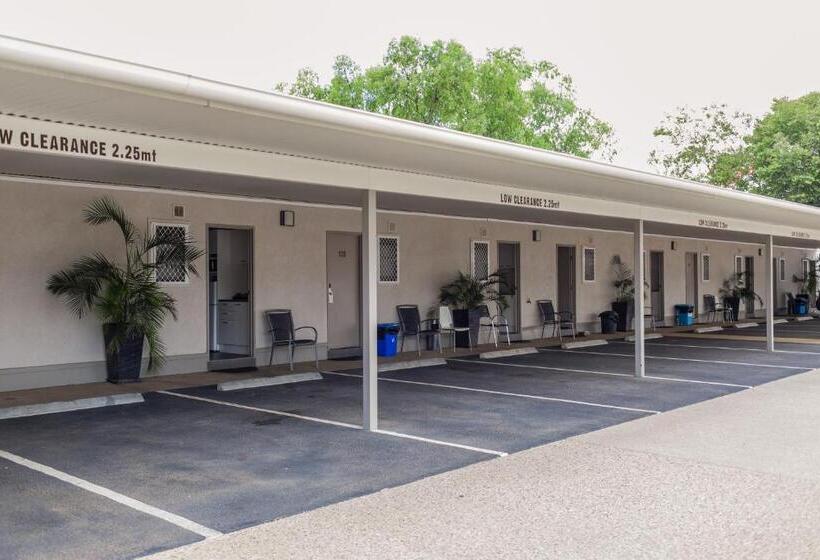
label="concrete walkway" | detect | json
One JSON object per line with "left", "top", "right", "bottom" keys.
{"left": 149, "top": 369, "right": 820, "bottom": 560}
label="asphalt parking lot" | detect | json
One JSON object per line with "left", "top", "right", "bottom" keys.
{"left": 2, "top": 333, "right": 819, "bottom": 560}
{"left": 712, "top": 316, "right": 820, "bottom": 339}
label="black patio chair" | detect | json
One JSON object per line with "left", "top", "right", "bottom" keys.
{"left": 264, "top": 309, "right": 319, "bottom": 371}
{"left": 786, "top": 292, "right": 795, "bottom": 315}
{"left": 396, "top": 304, "right": 439, "bottom": 357}
{"left": 537, "top": 299, "right": 576, "bottom": 341}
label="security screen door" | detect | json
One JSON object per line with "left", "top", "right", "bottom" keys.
{"left": 326, "top": 232, "right": 361, "bottom": 358}
{"left": 745, "top": 256, "right": 755, "bottom": 316}
{"left": 556, "top": 246, "right": 576, "bottom": 319}
{"left": 497, "top": 242, "right": 520, "bottom": 333}
{"left": 650, "top": 251, "right": 665, "bottom": 322}
{"left": 685, "top": 252, "right": 698, "bottom": 314}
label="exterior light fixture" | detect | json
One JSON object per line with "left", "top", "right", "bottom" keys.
{"left": 280, "top": 210, "right": 295, "bottom": 227}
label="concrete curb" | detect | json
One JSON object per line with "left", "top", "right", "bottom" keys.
{"left": 560, "top": 339, "right": 609, "bottom": 349}
{"left": 733, "top": 322, "right": 759, "bottom": 329}
{"left": 694, "top": 326, "right": 723, "bottom": 333}
{"left": 217, "top": 372, "right": 322, "bottom": 391}
{"left": 625, "top": 333, "right": 663, "bottom": 342}
{"left": 378, "top": 358, "right": 447, "bottom": 372}
{"left": 479, "top": 347, "right": 538, "bottom": 359}
{"left": 0, "top": 393, "right": 144, "bottom": 420}
{"left": 772, "top": 319, "right": 789, "bottom": 325}
{"left": 794, "top": 316, "right": 814, "bottom": 322}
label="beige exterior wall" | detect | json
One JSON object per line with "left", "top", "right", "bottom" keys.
{"left": 1, "top": 178, "right": 816, "bottom": 390}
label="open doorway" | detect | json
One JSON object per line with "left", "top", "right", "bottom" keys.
{"left": 207, "top": 227, "right": 254, "bottom": 370}
{"left": 326, "top": 232, "right": 362, "bottom": 359}
{"left": 556, "top": 246, "right": 576, "bottom": 320}
{"left": 497, "top": 242, "right": 520, "bottom": 334}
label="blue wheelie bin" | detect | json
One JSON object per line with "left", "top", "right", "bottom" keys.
{"left": 674, "top": 304, "right": 694, "bottom": 326}
{"left": 377, "top": 322, "right": 400, "bottom": 357}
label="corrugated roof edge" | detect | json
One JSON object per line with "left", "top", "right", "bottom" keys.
{"left": 1, "top": 33, "right": 818, "bottom": 219}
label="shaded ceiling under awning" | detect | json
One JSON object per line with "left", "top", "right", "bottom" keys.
{"left": 3, "top": 148, "right": 816, "bottom": 250}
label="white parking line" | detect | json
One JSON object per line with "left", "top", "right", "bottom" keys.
{"left": 159, "top": 390, "right": 359, "bottom": 429}
{"left": 450, "top": 359, "right": 752, "bottom": 389}
{"left": 612, "top": 340, "right": 820, "bottom": 356}
{"left": 373, "top": 430, "right": 507, "bottom": 457}
{"left": 325, "top": 371, "right": 659, "bottom": 415}
{"left": 541, "top": 348, "right": 807, "bottom": 370}
{"left": 0, "top": 449, "right": 222, "bottom": 539}
{"left": 159, "top": 391, "right": 505, "bottom": 457}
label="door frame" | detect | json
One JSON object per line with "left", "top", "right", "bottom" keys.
{"left": 685, "top": 251, "right": 699, "bottom": 316}
{"left": 497, "top": 240, "right": 521, "bottom": 334}
{"left": 555, "top": 244, "right": 577, "bottom": 319}
{"left": 650, "top": 251, "right": 665, "bottom": 321}
{"left": 205, "top": 224, "right": 255, "bottom": 369}
{"left": 326, "top": 231, "right": 362, "bottom": 358}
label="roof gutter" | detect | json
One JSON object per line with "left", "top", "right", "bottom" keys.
{"left": 1, "top": 34, "right": 819, "bottom": 221}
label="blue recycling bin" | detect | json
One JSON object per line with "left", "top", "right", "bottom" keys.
{"left": 377, "top": 322, "right": 400, "bottom": 357}
{"left": 674, "top": 304, "right": 694, "bottom": 326}
{"left": 796, "top": 300, "right": 809, "bottom": 316}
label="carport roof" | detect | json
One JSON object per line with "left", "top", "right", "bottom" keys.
{"left": 1, "top": 34, "right": 819, "bottom": 247}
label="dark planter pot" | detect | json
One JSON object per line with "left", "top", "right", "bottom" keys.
{"left": 452, "top": 308, "right": 482, "bottom": 348}
{"left": 102, "top": 324, "right": 144, "bottom": 384}
{"left": 724, "top": 296, "right": 740, "bottom": 322}
{"left": 611, "top": 301, "right": 632, "bottom": 332}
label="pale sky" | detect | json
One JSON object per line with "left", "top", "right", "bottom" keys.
{"left": 1, "top": 0, "right": 817, "bottom": 170}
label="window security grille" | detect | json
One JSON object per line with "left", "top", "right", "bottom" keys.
{"left": 583, "top": 247, "right": 596, "bottom": 282}
{"left": 379, "top": 236, "right": 399, "bottom": 283}
{"left": 702, "top": 254, "right": 711, "bottom": 282}
{"left": 153, "top": 223, "right": 189, "bottom": 284}
{"left": 471, "top": 241, "right": 490, "bottom": 280}
{"left": 735, "top": 256, "right": 743, "bottom": 275}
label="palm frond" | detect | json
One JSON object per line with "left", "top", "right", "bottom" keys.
{"left": 83, "top": 197, "right": 137, "bottom": 245}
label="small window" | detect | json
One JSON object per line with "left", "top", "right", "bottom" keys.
{"left": 702, "top": 253, "right": 711, "bottom": 282}
{"left": 779, "top": 258, "right": 786, "bottom": 282}
{"left": 378, "top": 235, "right": 399, "bottom": 283}
{"left": 802, "top": 258, "right": 811, "bottom": 278}
{"left": 735, "top": 256, "right": 743, "bottom": 275}
{"left": 583, "top": 247, "right": 596, "bottom": 282}
{"left": 471, "top": 240, "right": 490, "bottom": 280}
{"left": 151, "top": 222, "right": 190, "bottom": 285}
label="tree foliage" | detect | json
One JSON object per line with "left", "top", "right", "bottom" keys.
{"left": 650, "top": 93, "right": 820, "bottom": 205}
{"left": 648, "top": 104, "right": 753, "bottom": 183}
{"left": 276, "top": 36, "right": 615, "bottom": 160}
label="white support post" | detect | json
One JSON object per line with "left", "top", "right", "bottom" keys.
{"left": 633, "top": 220, "right": 645, "bottom": 378}
{"left": 361, "top": 190, "right": 378, "bottom": 430}
{"left": 765, "top": 235, "right": 775, "bottom": 352}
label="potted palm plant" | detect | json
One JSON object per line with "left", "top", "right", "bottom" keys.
{"left": 719, "top": 272, "right": 761, "bottom": 321}
{"left": 438, "top": 271, "right": 509, "bottom": 347}
{"left": 46, "top": 198, "right": 204, "bottom": 383}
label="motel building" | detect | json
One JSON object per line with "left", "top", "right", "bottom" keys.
{"left": 1, "top": 35, "right": 820, "bottom": 432}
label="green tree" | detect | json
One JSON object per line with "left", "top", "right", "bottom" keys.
{"left": 276, "top": 36, "right": 615, "bottom": 160}
{"left": 650, "top": 94, "right": 820, "bottom": 205}
{"left": 720, "top": 93, "right": 820, "bottom": 204}
{"left": 648, "top": 104, "right": 753, "bottom": 183}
